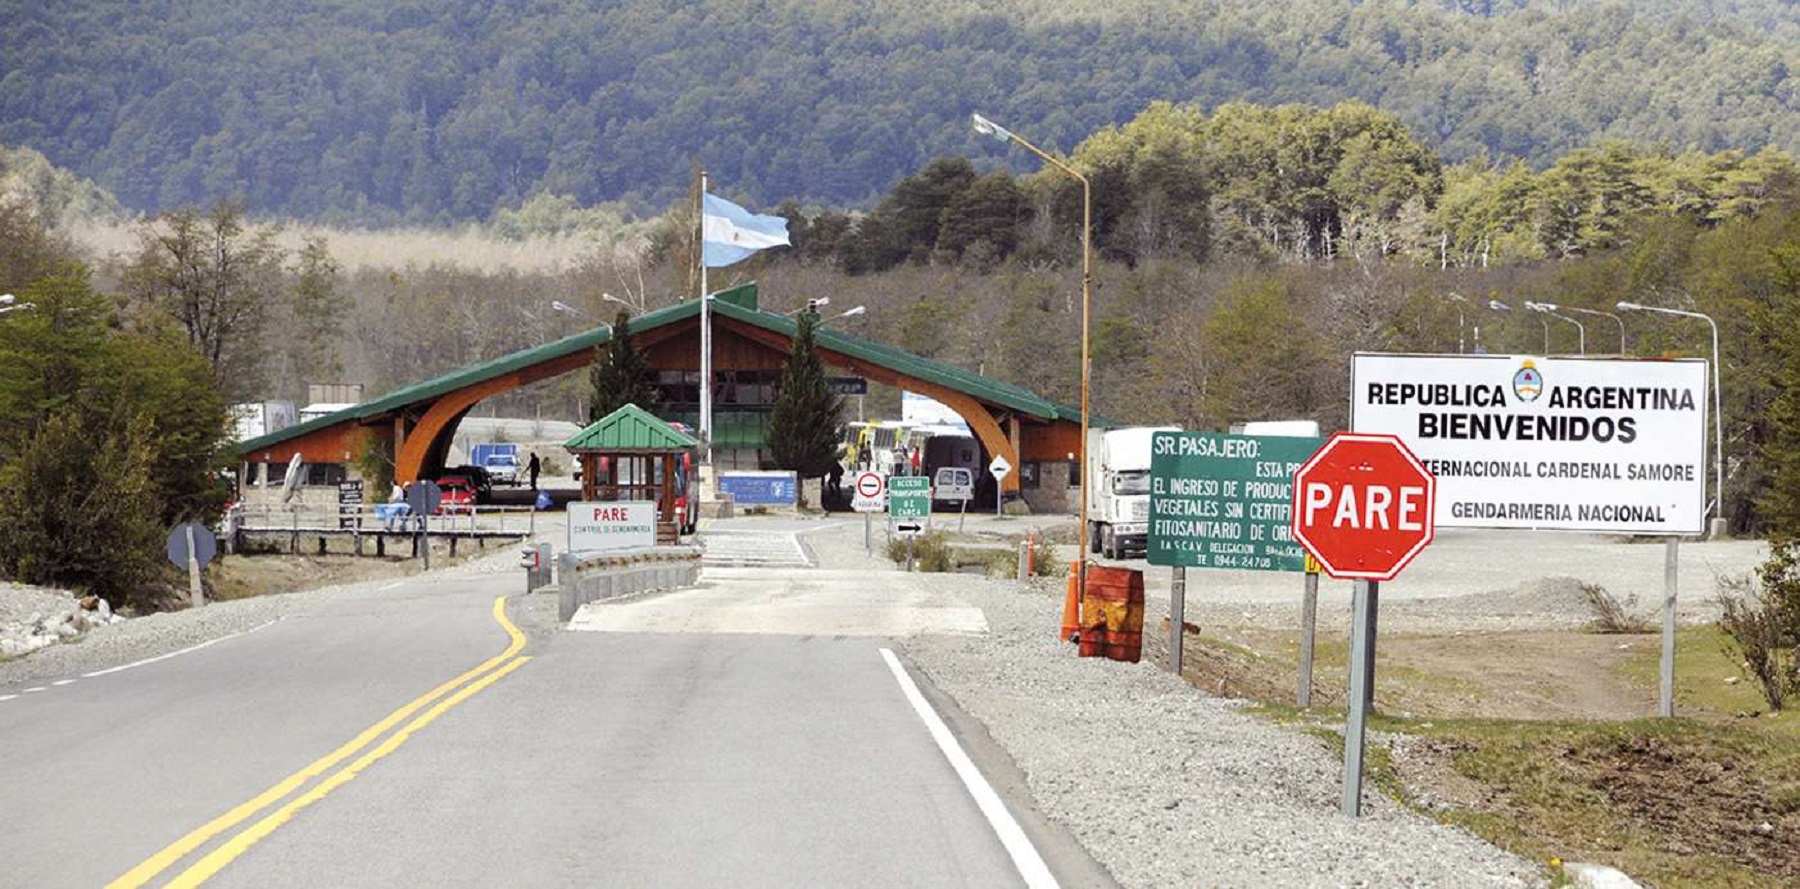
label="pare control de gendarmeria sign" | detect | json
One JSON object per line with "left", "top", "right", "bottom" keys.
{"left": 567, "top": 501, "right": 658, "bottom": 552}
{"left": 1350, "top": 354, "right": 1708, "bottom": 535}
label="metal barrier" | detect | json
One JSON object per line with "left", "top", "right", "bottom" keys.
{"left": 230, "top": 503, "right": 537, "bottom": 558}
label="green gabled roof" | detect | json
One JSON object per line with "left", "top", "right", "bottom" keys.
{"left": 706, "top": 299, "right": 1075, "bottom": 422}
{"left": 235, "top": 300, "right": 699, "bottom": 454}
{"left": 564, "top": 404, "right": 698, "bottom": 452}
{"left": 235, "top": 280, "right": 1088, "bottom": 456}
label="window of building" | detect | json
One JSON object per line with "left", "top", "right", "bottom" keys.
{"left": 1020, "top": 461, "right": 1040, "bottom": 489}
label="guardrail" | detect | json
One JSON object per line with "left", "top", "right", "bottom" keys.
{"left": 227, "top": 503, "right": 537, "bottom": 558}
{"left": 555, "top": 545, "right": 704, "bottom": 621}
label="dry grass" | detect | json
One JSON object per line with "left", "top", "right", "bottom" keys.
{"left": 66, "top": 217, "right": 645, "bottom": 274}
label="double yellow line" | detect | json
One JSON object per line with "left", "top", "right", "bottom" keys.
{"left": 110, "top": 597, "right": 532, "bottom": 889}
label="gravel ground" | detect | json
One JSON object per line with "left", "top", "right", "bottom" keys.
{"left": 901, "top": 573, "right": 1544, "bottom": 888}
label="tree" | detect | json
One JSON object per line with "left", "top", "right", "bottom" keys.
{"left": 589, "top": 310, "right": 659, "bottom": 421}
{"left": 766, "top": 311, "right": 843, "bottom": 492}
{"left": 285, "top": 235, "right": 347, "bottom": 393}
{"left": 124, "top": 200, "right": 284, "bottom": 399}
{"left": 0, "top": 269, "right": 232, "bottom": 606}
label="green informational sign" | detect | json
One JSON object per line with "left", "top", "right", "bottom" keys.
{"left": 1148, "top": 431, "right": 1324, "bottom": 571}
{"left": 889, "top": 476, "right": 932, "bottom": 521}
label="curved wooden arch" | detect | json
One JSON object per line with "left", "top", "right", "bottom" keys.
{"left": 720, "top": 319, "right": 1022, "bottom": 494}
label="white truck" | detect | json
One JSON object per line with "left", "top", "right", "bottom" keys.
{"left": 1085, "top": 425, "right": 1180, "bottom": 560}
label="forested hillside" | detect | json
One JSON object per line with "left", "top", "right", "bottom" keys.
{"left": 3, "top": 0, "right": 1798, "bottom": 223}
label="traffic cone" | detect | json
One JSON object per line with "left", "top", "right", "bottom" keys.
{"left": 1060, "top": 561, "right": 1080, "bottom": 643}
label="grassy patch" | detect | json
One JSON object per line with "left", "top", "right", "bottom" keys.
{"left": 1377, "top": 716, "right": 1800, "bottom": 888}
{"left": 1199, "top": 623, "right": 1800, "bottom": 887}
{"left": 1616, "top": 624, "right": 1800, "bottom": 737}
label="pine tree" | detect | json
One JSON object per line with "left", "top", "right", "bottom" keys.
{"left": 767, "top": 311, "right": 844, "bottom": 487}
{"left": 589, "top": 310, "right": 659, "bottom": 421}
{"left": 1757, "top": 246, "right": 1800, "bottom": 540}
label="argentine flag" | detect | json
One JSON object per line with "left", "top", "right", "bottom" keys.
{"left": 702, "top": 193, "right": 791, "bottom": 267}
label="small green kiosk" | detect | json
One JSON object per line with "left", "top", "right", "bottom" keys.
{"left": 564, "top": 404, "right": 700, "bottom": 544}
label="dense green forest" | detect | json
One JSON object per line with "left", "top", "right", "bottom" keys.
{"left": 4, "top": 0, "right": 1799, "bottom": 223}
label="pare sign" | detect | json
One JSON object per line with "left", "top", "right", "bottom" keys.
{"left": 567, "top": 500, "right": 657, "bottom": 553}
{"left": 1291, "top": 433, "right": 1437, "bottom": 581}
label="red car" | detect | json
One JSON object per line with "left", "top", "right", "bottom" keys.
{"left": 434, "top": 476, "right": 478, "bottom": 515}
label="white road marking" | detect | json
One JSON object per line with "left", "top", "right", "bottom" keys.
{"left": 0, "top": 694, "right": 17, "bottom": 702}
{"left": 81, "top": 620, "right": 277, "bottom": 679}
{"left": 23, "top": 687, "right": 46, "bottom": 693}
{"left": 377, "top": 581, "right": 405, "bottom": 591}
{"left": 879, "top": 647, "right": 1058, "bottom": 889}
{"left": 51, "top": 679, "right": 75, "bottom": 686}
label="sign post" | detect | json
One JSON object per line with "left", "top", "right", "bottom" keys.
{"left": 1350, "top": 353, "right": 1709, "bottom": 717}
{"left": 1299, "top": 554, "right": 1321, "bottom": 708}
{"left": 889, "top": 477, "right": 931, "bottom": 571}
{"left": 1290, "top": 432, "right": 1437, "bottom": 818}
{"left": 988, "top": 454, "right": 1012, "bottom": 517}
{"left": 405, "top": 481, "right": 442, "bottom": 570}
{"left": 851, "top": 471, "right": 888, "bottom": 553}
{"left": 166, "top": 523, "right": 217, "bottom": 608}
{"left": 337, "top": 479, "right": 364, "bottom": 530}
{"left": 1149, "top": 431, "right": 1324, "bottom": 678}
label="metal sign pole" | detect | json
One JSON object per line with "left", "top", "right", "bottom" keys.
{"left": 1342, "top": 579, "right": 1378, "bottom": 818}
{"left": 1298, "top": 568, "right": 1319, "bottom": 708}
{"left": 185, "top": 525, "right": 204, "bottom": 608}
{"left": 958, "top": 497, "right": 967, "bottom": 534}
{"left": 1169, "top": 567, "right": 1186, "bottom": 675}
{"left": 1660, "top": 537, "right": 1679, "bottom": 718}
{"left": 907, "top": 535, "right": 915, "bottom": 573}
{"left": 864, "top": 513, "right": 871, "bottom": 552}
{"left": 421, "top": 510, "right": 431, "bottom": 571}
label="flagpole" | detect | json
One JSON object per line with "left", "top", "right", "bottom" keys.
{"left": 698, "top": 170, "right": 713, "bottom": 476}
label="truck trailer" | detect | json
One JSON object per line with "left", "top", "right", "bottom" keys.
{"left": 1085, "top": 425, "right": 1180, "bottom": 560}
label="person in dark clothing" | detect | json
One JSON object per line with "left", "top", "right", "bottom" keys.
{"left": 528, "top": 452, "right": 541, "bottom": 491}
{"left": 827, "top": 460, "right": 844, "bottom": 506}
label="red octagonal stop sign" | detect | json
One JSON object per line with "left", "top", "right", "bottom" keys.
{"left": 1291, "top": 433, "right": 1436, "bottom": 581}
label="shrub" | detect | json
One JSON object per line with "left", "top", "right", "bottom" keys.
{"left": 1580, "top": 582, "right": 1652, "bottom": 634}
{"left": 0, "top": 413, "right": 167, "bottom": 606}
{"left": 1718, "top": 543, "right": 1800, "bottom": 710}
{"left": 886, "top": 531, "right": 952, "bottom": 572}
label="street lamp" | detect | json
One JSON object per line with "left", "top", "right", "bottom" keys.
{"left": 550, "top": 300, "right": 585, "bottom": 317}
{"left": 1562, "top": 306, "right": 1626, "bottom": 354}
{"left": 973, "top": 110, "right": 1095, "bottom": 606}
{"left": 1480, "top": 299, "right": 1511, "bottom": 352}
{"left": 1525, "top": 302, "right": 1585, "bottom": 355}
{"left": 821, "top": 305, "right": 865, "bottom": 325}
{"left": 787, "top": 297, "right": 829, "bottom": 317}
{"left": 1618, "top": 301, "right": 1725, "bottom": 535}
{"left": 601, "top": 292, "right": 647, "bottom": 313}
{"left": 1440, "top": 292, "right": 1468, "bottom": 353}
{"left": 0, "top": 293, "right": 34, "bottom": 316}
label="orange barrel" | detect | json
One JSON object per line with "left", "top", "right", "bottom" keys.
{"left": 1078, "top": 565, "right": 1145, "bottom": 662}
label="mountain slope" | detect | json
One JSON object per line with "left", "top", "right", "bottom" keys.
{"left": 2, "top": 0, "right": 1796, "bottom": 222}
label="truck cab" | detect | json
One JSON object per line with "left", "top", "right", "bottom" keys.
{"left": 1086, "top": 426, "right": 1180, "bottom": 560}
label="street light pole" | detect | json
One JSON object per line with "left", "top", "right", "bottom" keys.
{"left": 1618, "top": 301, "right": 1726, "bottom": 535}
{"left": 1441, "top": 292, "right": 1467, "bottom": 353}
{"left": 1527, "top": 302, "right": 1585, "bottom": 355}
{"left": 975, "top": 112, "right": 1092, "bottom": 603}
{"left": 1563, "top": 306, "right": 1626, "bottom": 354}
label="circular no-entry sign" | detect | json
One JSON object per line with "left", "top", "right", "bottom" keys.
{"left": 1290, "top": 433, "right": 1436, "bottom": 581}
{"left": 855, "top": 472, "right": 884, "bottom": 499}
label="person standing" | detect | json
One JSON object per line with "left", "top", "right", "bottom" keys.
{"left": 528, "top": 452, "right": 542, "bottom": 491}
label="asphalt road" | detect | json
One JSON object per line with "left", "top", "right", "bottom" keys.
{"left": 0, "top": 553, "right": 1098, "bottom": 887}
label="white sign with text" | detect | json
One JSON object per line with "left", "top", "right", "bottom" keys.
{"left": 567, "top": 500, "right": 658, "bottom": 552}
{"left": 1351, "top": 353, "right": 1709, "bottom": 535}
